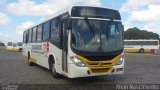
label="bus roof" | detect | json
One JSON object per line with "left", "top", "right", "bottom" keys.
{"left": 23, "top": 6, "right": 120, "bottom": 32}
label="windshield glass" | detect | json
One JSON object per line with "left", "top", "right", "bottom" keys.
{"left": 71, "top": 19, "right": 123, "bottom": 52}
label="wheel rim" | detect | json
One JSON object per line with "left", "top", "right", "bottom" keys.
{"left": 141, "top": 50, "right": 144, "bottom": 53}
{"left": 52, "top": 63, "right": 56, "bottom": 75}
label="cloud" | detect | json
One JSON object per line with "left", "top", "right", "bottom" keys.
{"left": 15, "top": 21, "right": 34, "bottom": 35}
{"left": 128, "top": 5, "right": 160, "bottom": 23}
{"left": 0, "top": 32, "right": 22, "bottom": 45}
{"left": 0, "top": 21, "right": 34, "bottom": 44}
{"left": 0, "top": 0, "right": 6, "bottom": 5}
{"left": 143, "top": 21, "right": 160, "bottom": 33}
{"left": 120, "top": 0, "right": 160, "bottom": 34}
{"left": 7, "top": 0, "right": 102, "bottom": 16}
{"left": 13, "top": 21, "right": 34, "bottom": 42}
{"left": 0, "top": 12, "right": 10, "bottom": 25}
{"left": 0, "top": 33, "right": 11, "bottom": 45}
{"left": 5, "top": 0, "right": 102, "bottom": 42}
{"left": 120, "top": 0, "right": 160, "bottom": 13}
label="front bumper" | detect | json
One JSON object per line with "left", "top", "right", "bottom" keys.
{"left": 67, "top": 62, "right": 124, "bottom": 78}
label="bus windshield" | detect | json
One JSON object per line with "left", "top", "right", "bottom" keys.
{"left": 71, "top": 19, "right": 123, "bottom": 53}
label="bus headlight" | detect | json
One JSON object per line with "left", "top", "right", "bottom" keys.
{"left": 70, "top": 56, "right": 86, "bottom": 67}
{"left": 116, "top": 56, "right": 124, "bottom": 65}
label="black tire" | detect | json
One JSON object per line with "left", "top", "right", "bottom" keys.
{"left": 139, "top": 49, "right": 144, "bottom": 53}
{"left": 19, "top": 48, "right": 23, "bottom": 52}
{"left": 28, "top": 52, "right": 35, "bottom": 66}
{"left": 50, "top": 59, "right": 60, "bottom": 79}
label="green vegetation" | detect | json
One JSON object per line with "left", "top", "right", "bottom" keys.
{"left": 0, "top": 43, "right": 5, "bottom": 46}
{"left": 0, "top": 42, "right": 6, "bottom": 50}
{"left": 124, "top": 27, "right": 159, "bottom": 40}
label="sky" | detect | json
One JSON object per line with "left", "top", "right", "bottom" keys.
{"left": 0, "top": 0, "right": 160, "bottom": 44}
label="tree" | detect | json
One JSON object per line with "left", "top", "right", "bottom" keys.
{"left": 124, "top": 27, "right": 159, "bottom": 40}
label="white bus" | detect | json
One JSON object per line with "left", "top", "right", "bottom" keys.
{"left": 6, "top": 42, "right": 23, "bottom": 52}
{"left": 17, "top": 42, "right": 23, "bottom": 52}
{"left": 23, "top": 6, "right": 124, "bottom": 78}
{"left": 124, "top": 39, "right": 159, "bottom": 53}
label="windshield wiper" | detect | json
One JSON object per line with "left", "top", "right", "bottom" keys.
{"left": 84, "top": 17, "right": 97, "bottom": 42}
{"left": 84, "top": 17, "right": 102, "bottom": 51}
{"left": 84, "top": 17, "right": 95, "bottom": 35}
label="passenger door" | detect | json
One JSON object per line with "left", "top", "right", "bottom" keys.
{"left": 61, "top": 20, "right": 68, "bottom": 73}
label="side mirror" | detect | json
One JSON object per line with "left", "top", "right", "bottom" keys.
{"left": 66, "top": 19, "right": 71, "bottom": 29}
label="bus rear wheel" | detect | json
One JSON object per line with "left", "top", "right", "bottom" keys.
{"left": 28, "top": 52, "right": 35, "bottom": 66}
{"left": 139, "top": 49, "right": 144, "bottom": 53}
{"left": 19, "top": 48, "right": 23, "bottom": 52}
{"left": 50, "top": 61, "right": 60, "bottom": 79}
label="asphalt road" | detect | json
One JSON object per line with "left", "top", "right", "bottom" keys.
{"left": 0, "top": 50, "right": 160, "bottom": 88}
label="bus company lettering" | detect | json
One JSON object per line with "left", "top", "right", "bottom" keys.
{"left": 31, "top": 45, "right": 44, "bottom": 54}
{"left": 32, "top": 45, "right": 43, "bottom": 50}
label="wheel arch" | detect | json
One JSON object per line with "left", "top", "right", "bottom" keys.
{"left": 28, "top": 50, "right": 31, "bottom": 59}
{"left": 19, "top": 48, "right": 23, "bottom": 52}
{"left": 48, "top": 54, "right": 56, "bottom": 69}
{"left": 139, "top": 48, "right": 144, "bottom": 53}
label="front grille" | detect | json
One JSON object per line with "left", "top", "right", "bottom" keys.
{"left": 87, "top": 61, "right": 112, "bottom": 66}
{"left": 91, "top": 68, "right": 110, "bottom": 73}
{"left": 87, "top": 61, "right": 99, "bottom": 65}
{"left": 102, "top": 62, "right": 112, "bottom": 65}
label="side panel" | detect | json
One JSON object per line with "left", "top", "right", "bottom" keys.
{"left": 23, "top": 42, "right": 62, "bottom": 69}
{"left": 22, "top": 12, "right": 70, "bottom": 75}
{"left": 30, "top": 43, "right": 49, "bottom": 68}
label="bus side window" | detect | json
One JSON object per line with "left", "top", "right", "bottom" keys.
{"left": 43, "top": 21, "right": 50, "bottom": 41}
{"left": 37, "top": 24, "right": 43, "bottom": 42}
{"left": 25, "top": 33, "right": 28, "bottom": 43}
{"left": 13, "top": 43, "right": 16, "bottom": 47}
{"left": 8, "top": 42, "right": 12, "bottom": 46}
{"left": 50, "top": 18, "right": 60, "bottom": 48}
{"left": 23, "top": 31, "right": 26, "bottom": 43}
{"left": 32, "top": 27, "right": 37, "bottom": 42}
{"left": 23, "top": 30, "right": 28, "bottom": 44}
{"left": 28, "top": 29, "right": 33, "bottom": 43}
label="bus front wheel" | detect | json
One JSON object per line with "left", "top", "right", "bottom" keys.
{"left": 28, "top": 52, "right": 35, "bottom": 66}
{"left": 50, "top": 60, "right": 60, "bottom": 79}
